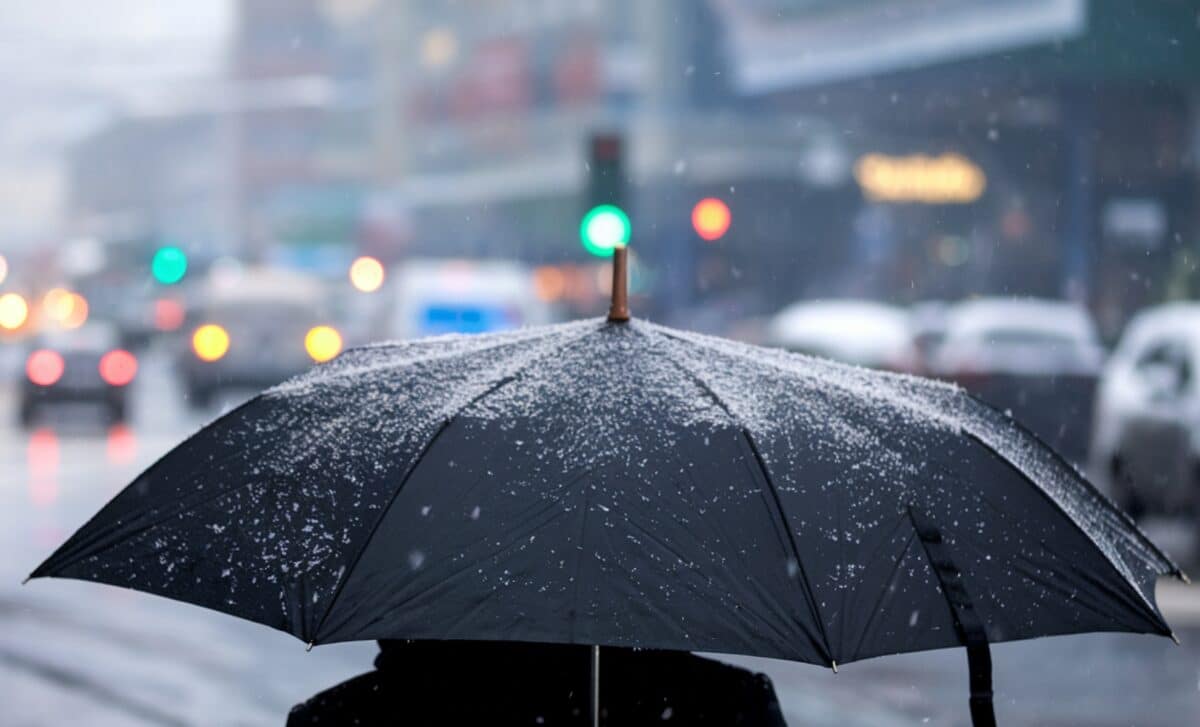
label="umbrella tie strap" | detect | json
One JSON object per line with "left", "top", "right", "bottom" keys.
{"left": 908, "top": 507, "right": 998, "bottom": 727}
{"left": 967, "top": 643, "right": 995, "bottom": 726}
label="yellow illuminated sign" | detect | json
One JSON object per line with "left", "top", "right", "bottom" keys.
{"left": 854, "top": 153, "right": 986, "bottom": 204}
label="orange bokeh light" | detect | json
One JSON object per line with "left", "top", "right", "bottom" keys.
{"left": 62, "top": 293, "right": 89, "bottom": 328}
{"left": 691, "top": 198, "right": 732, "bottom": 241}
{"left": 532, "top": 266, "right": 567, "bottom": 302}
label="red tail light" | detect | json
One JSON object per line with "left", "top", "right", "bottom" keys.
{"left": 27, "top": 350, "right": 64, "bottom": 386}
{"left": 99, "top": 349, "right": 137, "bottom": 387}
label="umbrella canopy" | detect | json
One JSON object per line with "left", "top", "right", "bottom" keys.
{"left": 32, "top": 250, "right": 1180, "bottom": 723}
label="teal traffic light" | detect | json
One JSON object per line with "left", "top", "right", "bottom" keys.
{"left": 580, "top": 204, "right": 631, "bottom": 258}
{"left": 151, "top": 246, "right": 188, "bottom": 284}
{"left": 581, "top": 133, "right": 628, "bottom": 258}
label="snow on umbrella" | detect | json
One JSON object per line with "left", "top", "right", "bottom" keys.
{"left": 31, "top": 247, "right": 1181, "bottom": 726}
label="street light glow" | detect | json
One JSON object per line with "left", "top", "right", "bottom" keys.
{"left": 0, "top": 292, "right": 29, "bottom": 330}
{"left": 42, "top": 288, "right": 73, "bottom": 321}
{"left": 192, "top": 324, "right": 230, "bottom": 362}
{"left": 349, "top": 256, "right": 385, "bottom": 292}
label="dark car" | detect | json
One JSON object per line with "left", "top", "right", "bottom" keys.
{"left": 19, "top": 321, "right": 137, "bottom": 427}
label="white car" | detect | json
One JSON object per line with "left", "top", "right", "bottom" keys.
{"left": 929, "top": 298, "right": 1105, "bottom": 465}
{"left": 1090, "top": 303, "right": 1200, "bottom": 518}
{"left": 765, "top": 300, "right": 919, "bottom": 372}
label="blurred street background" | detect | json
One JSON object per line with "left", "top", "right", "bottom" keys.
{"left": 3, "top": 1, "right": 1200, "bottom": 724}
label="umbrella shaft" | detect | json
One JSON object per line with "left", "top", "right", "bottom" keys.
{"left": 591, "top": 644, "right": 600, "bottom": 727}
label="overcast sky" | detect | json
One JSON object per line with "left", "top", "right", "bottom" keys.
{"left": 0, "top": 1, "right": 232, "bottom": 246}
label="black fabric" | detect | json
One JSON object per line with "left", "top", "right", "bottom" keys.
{"left": 32, "top": 319, "right": 1179, "bottom": 670}
{"left": 286, "top": 641, "right": 785, "bottom": 726}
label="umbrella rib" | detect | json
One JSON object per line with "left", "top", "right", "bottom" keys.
{"left": 310, "top": 325, "right": 601, "bottom": 643}
{"left": 648, "top": 330, "right": 836, "bottom": 666}
{"left": 849, "top": 517, "right": 915, "bottom": 660}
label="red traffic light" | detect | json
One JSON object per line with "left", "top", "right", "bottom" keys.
{"left": 692, "top": 198, "right": 731, "bottom": 241}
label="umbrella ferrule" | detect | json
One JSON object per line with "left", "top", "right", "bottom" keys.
{"left": 607, "top": 244, "right": 630, "bottom": 322}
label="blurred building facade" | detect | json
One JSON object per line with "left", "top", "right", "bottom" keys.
{"left": 62, "top": 0, "right": 1200, "bottom": 333}
{"left": 731, "top": 0, "right": 1200, "bottom": 336}
{"left": 66, "top": 114, "right": 224, "bottom": 253}
{"left": 230, "top": 0, "right": 376, "bottom": 271}
{"left": 369, "top": 0, "right": 856, "bottom": 325}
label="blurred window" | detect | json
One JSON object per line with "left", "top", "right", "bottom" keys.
{"left": 982, "top": 329, "right": 1079, "bottom": 347}
{"left": 36, "top": 322, "right": 119, "bottom": 351}
{"left": 1134, "top": 339, "right": 1193, "bottom": 396}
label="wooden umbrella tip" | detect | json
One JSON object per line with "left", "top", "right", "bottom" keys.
{"left": 607, "top": 244, "right": 630, "bottom": 323}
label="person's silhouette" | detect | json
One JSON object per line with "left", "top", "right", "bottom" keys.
{"left": 287, "top": 640, "right": 786, "bottom": 726}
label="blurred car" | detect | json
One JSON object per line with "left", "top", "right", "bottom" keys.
{"left": 113, "top": 288, "right": 188, "bottom": 349}
{"left": 930, "top": 298, "right": 1105, "bottom": 464}
{"left": 19, "top": 321, "right": 137, "bottom": 427}
{"left": 765, "top": 299, "right": 919, "bottom": 371}
{"left": 1090, "top": 303, "right": 1200, "bottom": 518}
{"left": 179, "top": 268, "right": 339, "bottom": 407}
{"left": 386, "top": 259, "right": 554, "bottom": 339}
{"left": 908, "top": 300, "right": 949, "bottom": 373}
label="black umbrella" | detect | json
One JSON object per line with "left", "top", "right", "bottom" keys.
{"left": 32, "top": 247, "right": 1181, "bottom": 726}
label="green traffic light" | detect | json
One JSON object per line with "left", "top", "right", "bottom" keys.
{"left": 152, "top": 246, "right": 188, "bottom": 284}
{"left": 580, "top": 205, "right": 631, "bottom": 258}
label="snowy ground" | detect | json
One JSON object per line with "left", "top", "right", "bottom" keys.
{"left": 2, "top": 348, "right": 1198, "bottom": 726}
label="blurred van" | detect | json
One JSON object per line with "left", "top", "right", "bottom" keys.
{"left": 178, "top": 268, "right": 339, "bottom": 407}
{"left": 386, "top": 259, "right": 554, "bottom": 340}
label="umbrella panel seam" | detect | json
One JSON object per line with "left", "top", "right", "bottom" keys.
{"left": 647, "top": 328, "right": 836, "bottom": 666}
